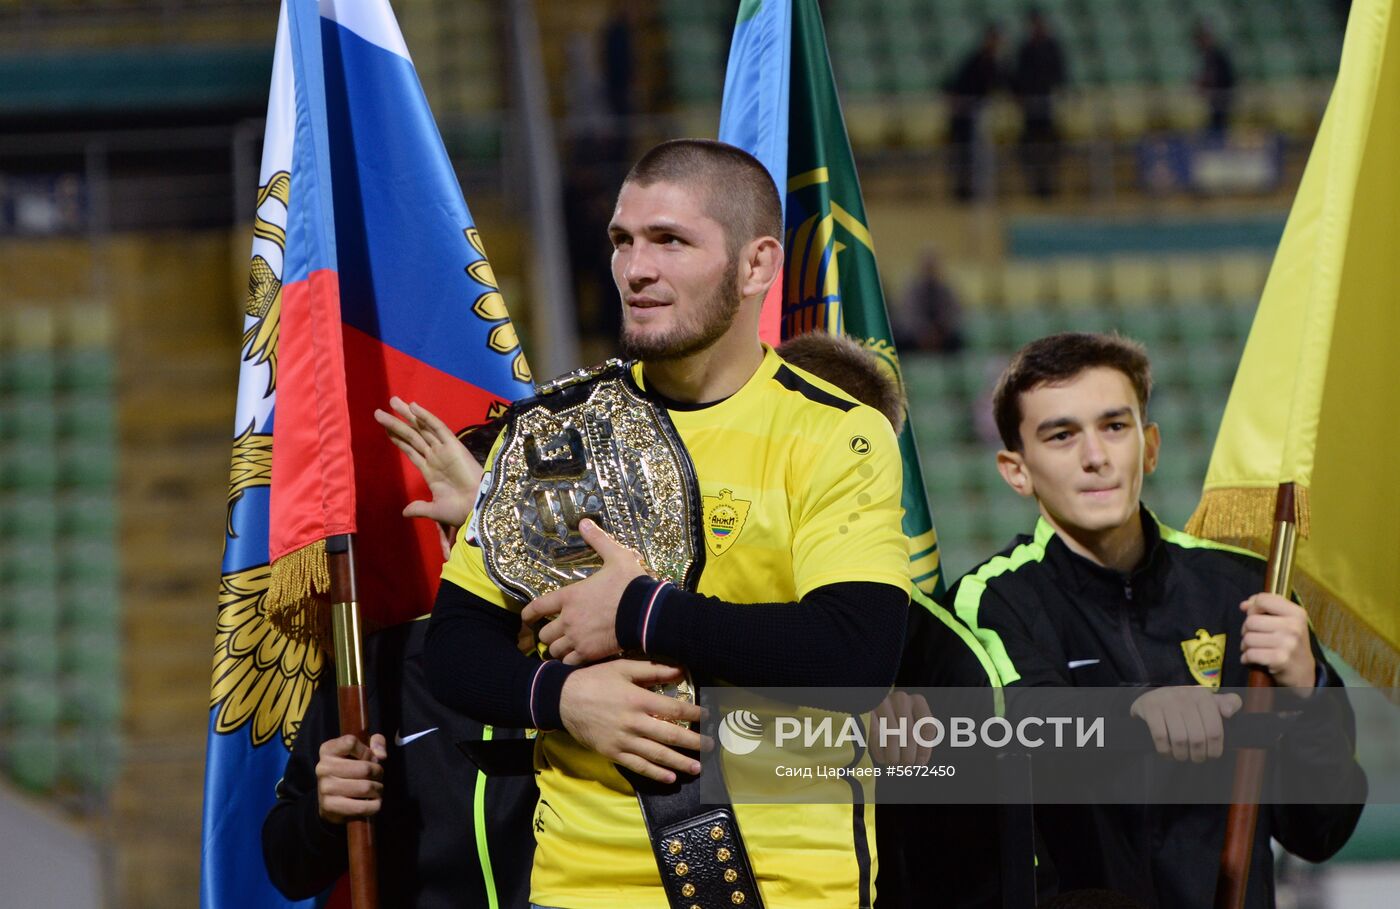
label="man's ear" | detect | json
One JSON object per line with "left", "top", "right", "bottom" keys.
{"left": 996, "top": 449, "right": 1035, "bottom": 499}
{"left": 1143, "top": 421, "right": 1162, "bottom": 476}
{"left": 739, "top": 236, "right": 783, "bottom": 301}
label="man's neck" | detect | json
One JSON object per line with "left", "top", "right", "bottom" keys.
{"left": 642, "top": 335, "right": 766, "bottom": 404}
{"left": 1045, "top": 506, "right": 1147, "bottom": 575}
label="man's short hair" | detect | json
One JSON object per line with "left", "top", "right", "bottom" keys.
{"left": 623, "top": 139, "right": 783, "bottom": 259}
{"left": 777, "top": 332, "right": 907, "bottom": 435}
{"left": 992, "top": 332, "right": 1152, "bottom": 451}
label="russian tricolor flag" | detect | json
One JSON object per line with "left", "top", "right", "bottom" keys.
{"left": 202, "top": 1, "right": 532, "bottom": 905}
{"left": 269, "top": 0, "right": 533, "bottom": 631}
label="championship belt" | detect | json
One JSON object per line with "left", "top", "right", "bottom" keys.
{"left": 476, "top": 360, "right": 764, "bottom": 909}
{"left": 475, "top": 359, "right": 705, "bottom": 601}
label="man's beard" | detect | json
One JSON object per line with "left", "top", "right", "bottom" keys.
{"left": 619, "top": 258, "right": 741, "bottom": 362}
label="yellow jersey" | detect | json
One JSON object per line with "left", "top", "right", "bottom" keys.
{"left": 443, "top": 346, "right": 910, "bottom": 908}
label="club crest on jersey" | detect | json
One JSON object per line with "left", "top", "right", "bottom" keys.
{"left": 1181, "top": 628, "right": 1226, "bottom": 689}
{"left": 702, "top": 488, "right": 751, "bottom": 557}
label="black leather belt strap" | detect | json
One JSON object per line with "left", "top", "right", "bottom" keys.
{"left": 622, "top": 754, "right": 765, "bottom": 909}
{"left": 625, "top": 770, "right": 765, "bottom": 909}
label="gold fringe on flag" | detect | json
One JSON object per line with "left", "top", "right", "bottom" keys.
{"left": 1185, "top": 484, "right": 1313, "bottom": 553}
{"left": 1189, "top": 484, "right": 1399, "bottom": 701}
{"left": 265, "top": 539, "right": 333, "bottom": 647}
{"left": 1296, "top": 569, "right": 1400, "bottom": 704}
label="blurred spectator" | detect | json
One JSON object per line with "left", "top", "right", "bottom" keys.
{"left": 944, "top": 24, "right": 1005, "bottom": 202}
{"left": 895, "top": 251, "right": 965, "bottom": 354}
{"left": 1193, "top": 21, "right": 1237, "bottom": 136}
{"left": 602, "top": 3, "right": 635, "bottom": 123}
{"left": 1012, "top": 8, "right": 1067, "bottom": 198}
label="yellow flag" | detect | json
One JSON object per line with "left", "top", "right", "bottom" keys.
{"left": 1187, "top": 0, "right": 1400, "bottom": 691}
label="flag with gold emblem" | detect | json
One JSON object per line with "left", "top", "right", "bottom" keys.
{"left": 1187, "top": 0, "right": 1400, "bottom": 692}
{"left": 201, "top": 1, "right": 532, "bottom": 905}
{"left": 719, "top": 0, "right": 944, "bottom": 595}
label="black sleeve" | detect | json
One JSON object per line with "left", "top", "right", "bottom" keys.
{"left": 614, "top": 578, "right": 907, "bottom": 694}
{"left": 897, "top": 593, "right": 994, "bottom": 688}
{"left": 424, "top": 579, "right": 576, "bottom": 730}
{"left": 949, "top": 577, "right": 1070, "bottom": 689}
{"left": 261, "top": 675, "right": 348, "bottom": 899}
{"left": 1268, "top": 644, "right": 1368, "bottom": 861}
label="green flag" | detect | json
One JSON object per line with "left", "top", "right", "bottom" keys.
{"left": 783, "top": 0, "right": 943, "bottom": 596}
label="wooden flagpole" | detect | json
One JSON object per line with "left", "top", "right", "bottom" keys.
{"left": 326, "top": 533, "right": 379, "bottom": 909}
{"left": 1214, "top": 483, "right": 1298, "bottom": 909}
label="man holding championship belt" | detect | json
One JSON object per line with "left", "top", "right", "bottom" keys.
{"left": 425, "top": 140, "right": 911, "bottom": 909}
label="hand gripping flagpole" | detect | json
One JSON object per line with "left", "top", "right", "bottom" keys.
{"left": 327, "top": 533, "right": 380, "bottom": 909}
{"left": 1213, "top": 482, "right": 1298, "bottom": 909}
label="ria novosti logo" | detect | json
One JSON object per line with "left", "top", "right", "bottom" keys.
{"left": 717, "top": 708, "right": 1104, "bottom": 753}
{"left": 718, "top": 710, "right": 764, "bottom": 755}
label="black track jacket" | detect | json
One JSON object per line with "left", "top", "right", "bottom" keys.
{"left": 946, "top": 508, "right": 1365, "bottom": 908}
{"left": 262, "top": 618, "right": 536, "bottom": 908}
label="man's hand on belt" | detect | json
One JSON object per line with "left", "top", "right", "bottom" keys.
{"left": 524, "top": 518, "right": 648, "bottom": 664}
{"left": 558, "top": 659, "right": 709, "bottom": 783}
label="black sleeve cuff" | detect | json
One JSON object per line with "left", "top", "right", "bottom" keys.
{"left": 529, "top": 659, "right": 580, "bottom": 731}
{"left": 616, "top": 576, "right": 669, "bottom": 652}
{"left": 298, "top": 792, "right": 347, "bottom": 855}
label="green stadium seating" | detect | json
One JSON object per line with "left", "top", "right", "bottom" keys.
{"left": 62, "top": 540, "right": 118, "bottom": 587}
{"left": 60, "top": 441, "right": 116, "bottom": 489}
{"left": 4, "top": 440, "right": 60, "bottom": 489}
{"left": 8, "top": 493, "right": 58, "bottom": 539}
{"left": 5, "top": 541, "right": 59, "bottom": 585}
{"left": 1116, "top": 306, "right": 1177, "bottom": 346}
{"left": 64, "top": 732, "right": 122, "bottom": 792}
{"left": 58, "top": 393, "right": 115, "bottom": 442}
{"left": 902, "top": 358, "right": 957, "bottom": 401}
{"left": 922, "top": 444, "right": 979, "bottom": 497}
{"left": 61, "top": 582, "right": 119, "bottom": 630}
{"left": 7, "top": 730, "right": 61, "bottom": 792}
{"left": 59, "top": 492, "right": 117, "bottom": 540}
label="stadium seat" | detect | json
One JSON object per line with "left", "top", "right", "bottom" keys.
{"left": 1117, "top": 305, "right": 1177, "bottom": 346}
{"left": 60, "top": 441, "right": 116, "bottom": 489}
{"left": 5, "top": 351, "right": 58, "bottom": 395}
{"left": 1108, "top": 257, "right": 1164, "bottom": 306}
{"left": 5, "top": 440, "right": 59, "bottom": 489}
{"left": 1185, "top": 343, "right": 1241, "bottom": 393}
{"left": 946, "top": 263, "right": 995, "bottom": 309}
{"left": 62, "top": 540, "right": 117, "bottom": 586}
{"left": 64, "top": 732, "right": 121, "bottom": 792}
{"left": 8, "top": 493, "right": 58, "bottom": 540}
{"left": 1059, "top": 306, "right": 1116, "bottom": 336}
{"left": 1005, "top": 307, "right": 1059, "bottom": 347}
{"left": 962, "top": 308, "right": 1004, "bottom": 352}
{"left": 909, "top": 396, "right": 970, "bottom": 445}
{"left": 58, "top": 350, "right": 116, "bottom": 394}
{"left": 1001, "top": 261, "right": 1051, "bottom": 309}
{"left": 1218, "top": 253, "right": 1271, "bottom": 304}
{"left": 1173, "top": 302, "right": 1225, "bottom": 346}
{"left": 1107, "top": 87, "right": 1151, "bottom": 136}
{"left": 61, "top": 581, "right": 118, "bottom": 629}
{"left": 922, "top": 445, "right": 977, "bottom": 497}
{"left": 1057, "top": 91, "right": 1099, "bottom": 140}
{"left": 12, "top": 399, "right": 58, "bottom": 440}
{"left": 1163, "top": 89, "right": 1209, "bottom": 131}
{"left": 59, "top": 491, "right": 116, "bottom": 540}
{"left": 1051, "top": 258, "right": 1103, "bottom": 307}
{"left": 1162, "top": 256, "right": 1216, "bottom": 303}
{"left": 7, "top": 729, "right": 61, "bottom": 793}
{"left": 58, "top": 392, "right": 115, "bottom": 442}
{"left": 902, "top": 356, "right": 956, "bottom": 401}
{"left": 5, "top": 541, "right": 58, "bottom": 585}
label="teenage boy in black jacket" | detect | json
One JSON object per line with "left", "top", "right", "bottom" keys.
{"left": 261, "top": 616, "right": 536, "bottom": 908}
{"left": 946, "top": 332, "right": 1364, "bottom": 908}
